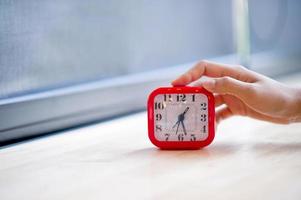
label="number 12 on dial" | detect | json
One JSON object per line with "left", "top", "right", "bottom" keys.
{"left": 147, "top": 86, "right": 215, "bottom": 149}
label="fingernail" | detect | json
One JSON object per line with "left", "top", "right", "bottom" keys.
{"left": 202, "top": 79, "right": 215, "bottom": 90}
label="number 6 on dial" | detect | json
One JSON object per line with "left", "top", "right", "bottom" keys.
{"left": 147, "top": 86, "right": 215, "bottom": 149}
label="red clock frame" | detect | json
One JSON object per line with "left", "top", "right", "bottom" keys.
{"left": 147, "top": 86, "right": 215, "bottom": 149}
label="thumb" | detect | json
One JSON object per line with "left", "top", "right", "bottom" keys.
{"left": 202, "top": 77, "right": 253, "bottom": 100}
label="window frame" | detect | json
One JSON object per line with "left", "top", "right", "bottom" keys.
{"left": 1, "top": 51, "right": 300, "bottom": 146}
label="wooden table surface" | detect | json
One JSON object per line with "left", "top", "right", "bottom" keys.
{"left": 1, "top": 74, "right": 301, "bottom": 200}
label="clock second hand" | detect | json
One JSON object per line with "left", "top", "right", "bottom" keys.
{"left": 172, "top": 120, "right": 180, "bottom": 134}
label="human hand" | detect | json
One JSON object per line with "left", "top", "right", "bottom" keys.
{"left": 172, "top": 60, "right": 301, "bottom": 124}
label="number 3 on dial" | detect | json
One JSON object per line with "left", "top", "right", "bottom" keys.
{"left": 147, "top": 86, "right": 215, "bottom": 149}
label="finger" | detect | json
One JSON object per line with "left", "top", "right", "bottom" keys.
{"left": 172, "top": 60, "right": 253, "bottom": 86}
{"left": 215, "top": 105, "right": 289, "bottom": 125}
{"left": 190, "top": 81, "right": 224, "bottom": 107}
{"left": 214, "top": 94, "right": 224, "bottom": 107}
{"left": 245, "top": 108, "right": 290, "bottom": 124}
{"left": 202, "top": 77, "right": 254, "bottom": 103}
{"left": 216, "top": 106, "right": 234, "bottom": 124}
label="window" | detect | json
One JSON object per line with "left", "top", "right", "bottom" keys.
{"left": 1, "top": 0, "right": 300, "bottom": 145}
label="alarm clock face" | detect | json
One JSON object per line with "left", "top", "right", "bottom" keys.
{"left": 148, "top": 87, "right": 215, "bottom": 149}
{"left": 154, "top": 93, "right": 208, "bottom": 141}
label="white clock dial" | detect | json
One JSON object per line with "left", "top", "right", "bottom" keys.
{"left": 153, "top": 93, "right": 208, "bottom": 141}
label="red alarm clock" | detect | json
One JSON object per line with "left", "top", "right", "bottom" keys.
{"left": 147, "top": 86, "right": 215, "bottom": 149}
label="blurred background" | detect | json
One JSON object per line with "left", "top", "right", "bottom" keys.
{"left": 0, "top": 0, "right": 301, "bottom": 144}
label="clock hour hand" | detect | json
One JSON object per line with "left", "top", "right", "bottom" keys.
{"left": 177, "top": 107, "right": 189, "bottom": 123}
{"left": 182, "top": 107, "right": 189, "bottom": 115}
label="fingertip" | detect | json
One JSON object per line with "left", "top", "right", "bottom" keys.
{"left": 215, "top": 106, "right": 234, "bottom": 125}
{"left": 214, "top": 94, "right": 224, "bottom": 107}
{"left": 171, "top": 74, "right": 190, "bottom": 86}
{"left": 171, "top": 79, "right": 180, "bottom": 86}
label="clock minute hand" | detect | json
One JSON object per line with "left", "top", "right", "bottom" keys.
{"left": 175, "top": 122, "right": 180, "bottom": 135}
{"left": 181, "top": 120, "right": 187, "bottom": 135}
{"left": 179, "top": 107, "right": 189, "bottom": 135}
